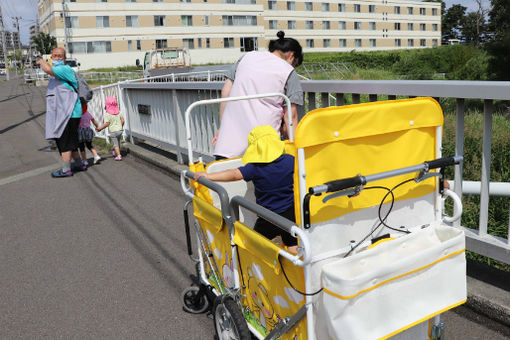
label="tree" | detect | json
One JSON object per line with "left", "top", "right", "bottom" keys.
{"left": 462, "top": 12, "right": 486, "bottom": 46}
{"left": 442, "top": 4, "right": 467, "bottom": 40}
{"left": 486, "top": 0, "right": 510, "bottom": 80}
{"left": 32, "top": 32, "right": 57, "bottom": 55}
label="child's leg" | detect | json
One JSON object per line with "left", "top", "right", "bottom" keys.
{"left": 110, "top": 132, "right": 122, "bottom": 159}
{"left": 78, "top": 142, "right": 86, "bottom": 160}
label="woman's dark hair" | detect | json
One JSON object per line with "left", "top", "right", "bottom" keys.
{"left": 268, "top": 31, "right": 303, "bottom": 67}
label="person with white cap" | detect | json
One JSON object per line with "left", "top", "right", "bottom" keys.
{"left": 96, "top": 97, "right": 125, "bottom": 161}
{"left": 195, "top": 125, "right": 297, "bottom": 251}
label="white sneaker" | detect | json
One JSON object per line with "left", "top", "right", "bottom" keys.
{"left": 93, "top": 156, "right": 101, "bottom": 164}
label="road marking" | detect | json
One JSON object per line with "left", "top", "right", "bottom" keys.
{"left": 0, "top": 164, "right": 60, "bottom": 186}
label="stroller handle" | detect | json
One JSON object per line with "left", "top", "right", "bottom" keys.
{"left": 309, "top": 156, "right": 463, "bottom": 195}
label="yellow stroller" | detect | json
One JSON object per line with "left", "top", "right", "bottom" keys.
{"left": 180, "top": 95, "right": 466, "bottom": 340}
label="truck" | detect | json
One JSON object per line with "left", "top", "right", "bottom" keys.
{"left": 136, "top": 48, "right": 192, "bottom": 78}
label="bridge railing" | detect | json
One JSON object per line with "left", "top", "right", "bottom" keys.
{"left": 88, "top": 78, "right": 510, "bottom": 266}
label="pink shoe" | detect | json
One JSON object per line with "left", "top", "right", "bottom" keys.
{"left": 114, "top": 156, "right": 122, "bottom": 161}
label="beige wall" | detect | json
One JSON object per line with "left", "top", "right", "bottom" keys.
{"left": 138, "top": 15, "right": 154, "bottom": 27}
{"left": 79, "top": 16, "right": 96, "bottom": 29}
{"left": 109, "top": 16, "right": 125, "bottom": 28}
{"left": 111, "top": 40, "right": 126, "bottom": 52}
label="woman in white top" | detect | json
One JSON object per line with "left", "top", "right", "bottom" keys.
{"left": 213, "top": 31, "right": 304, "bottom": 160}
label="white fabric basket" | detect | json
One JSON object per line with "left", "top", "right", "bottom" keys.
{"left": 317, "top": 223, "right": 466, "bottom": 340}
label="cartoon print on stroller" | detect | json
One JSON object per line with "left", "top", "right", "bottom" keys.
{"left": 180, "top": 94, "right": 467, "bottom": 340}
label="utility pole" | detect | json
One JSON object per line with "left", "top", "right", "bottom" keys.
{"left": 12, "top": 16, "right": 21, "bottom": 69}
{"left": 0, "top": 4, "right": 9, "bottom": 80}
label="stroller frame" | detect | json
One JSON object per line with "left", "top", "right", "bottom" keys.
{"left": 180, "top": 94, "right": 466, "bottom": 340}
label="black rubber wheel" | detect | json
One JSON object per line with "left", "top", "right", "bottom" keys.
{"left": 213, "top": 297, "right": 251, "bottom": 340}
{"left": 181, "top": 286, "right": 210, "bottom": 314}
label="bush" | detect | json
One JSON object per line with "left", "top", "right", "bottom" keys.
{"left": 443, "top": 112, "right": 510, "bottom": 271}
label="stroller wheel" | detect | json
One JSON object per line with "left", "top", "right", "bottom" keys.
{"left": 213, "top": 296, "right": 251, "bottom": 340}
{"left": 181, "top": 286, "right": 210, "bottom": 314}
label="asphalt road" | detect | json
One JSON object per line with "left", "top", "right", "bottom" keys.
{"left": 1, "top": 76, "right": 509, "bottom": 339}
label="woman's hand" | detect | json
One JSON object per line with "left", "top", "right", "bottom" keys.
{"left": 212, "top": 129, "right": 219, "bottom": 147}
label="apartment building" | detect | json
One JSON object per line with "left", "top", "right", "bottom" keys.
{"left": 38, "top": 0, "right": 441, "bottom": 69}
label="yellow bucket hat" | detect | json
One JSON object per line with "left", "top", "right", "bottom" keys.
{"left": 242, "top": 125, "right": 285, "bottom": 164}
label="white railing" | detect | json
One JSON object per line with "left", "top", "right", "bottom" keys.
{"left": 111, "top": 79, "right": 510, "bottom": 267}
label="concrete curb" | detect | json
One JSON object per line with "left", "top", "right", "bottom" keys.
{"left": 124, "top": 141, "right": 510, "bottom": 329}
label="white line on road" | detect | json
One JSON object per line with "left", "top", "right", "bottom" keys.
{"left": 0, "top": 164, "right": 60, "bottom": 186}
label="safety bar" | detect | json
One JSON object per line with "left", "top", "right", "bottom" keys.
{"left": 230, "top": 195, "right": 311, "bottom": 265}
{"left": 181, "top": 170, "right": 235, "bottom": 225}
{"left": 309, "top": 156, "right": 463, "bottom": 195}
{"left": 184, "top": 93, "right": 293, "bottom": 164}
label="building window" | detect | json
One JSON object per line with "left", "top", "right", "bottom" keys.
{"left": 322, "top": 3, "right": 329, "bottom": 11}
{"left": 323, "top": 39, "right": 330, "bottom": 47}
{"left": 288, "top": 20, "right": 296, "bottom": 29}
{"left": 338, "top": 21, "right": 346, "bottom": 30}
{"left": 432, "top": 8, "right": 438, "bottom": 16}
{"left": 155, "top": 39, "right": 167, "bottom": 48}
{"left": 136, "top": 40, "right": 141, "bottom": 51}
{"left": 240, "top": 37, "right": 258, "bottom": 52}
{"left": 154, "top": 15, "right": 165, "bottom": 26}
{"left": 126, "top": 15, "right": 138, "bottom": 27}
{"left": 339, "top": 39, "right": 346, "bottom": 47}
{"left": 96, "top": 16, "right": 109, "bottom": 28}
{"left": 268, "top": 0, "right": 276, "bottom": 9}
{"left": 432, "top": 23, "right": 438, "bottom": 31}
{"left": 68, "top": 42, "right": 86, "bottom": 54}
{"left": 182, "top": 15, "right": 193, "bottom": 26}
{"left": 394, "top": 22, "right": 400, "bottom": 30}
{"left": 407, "top": 7, "right": 413, "bottom": 14}
{"left": 355, "top": 39, "right": 362, "bottom": 47}
{"left": 420, "top": 23, "right": 426, "bottom": 31}
{"left": 224, "top": 37, "right": 234, "bottom": 48}
{"left": 408, "top": 23, "right": 413, "bottom": 30}
{"left": 127, "top": 40, "right": 133, "bottom": 51}
{"left": 420, "top": 39, "right": 426, "bottom": 46}
{"left": 338, "top": 3, "right": 345, "bottom": 12}
{"left": 354, "top": 22, "right": 361, "bottom": 30}
{"left": 125, "top": 0, "right": 136, "bottom": 2}
{"left": 96, "top": 0, "right": 107, "bottom": 2}
{"left": 65, "top": 16, "right": 78, "bottom": 28}
{"left": 197, "top": 38, "right": 202, "bottom": 48}
{"left": 223, "top": 16, "right": 257, "bottom": 26}
{"left": 306, "top": 20, "right": 313, "bottom": 29}
{"left": 181, "top": 0, "right": 192, "bottom": 2}
{"left": 269, "top": 20, "right": 277, "bottom": 29}
{"left": 408, "top": 39, "right": 414, "bottom": 47}
{"left": 369, "top": 22, "right": 376, "bottom": 30}
{"left": 354, "top": 4, "right": 361, "bottom": 12}
{"left": 86, "top": 41, "right": 111, "bottom": 53}
{"left": 305, "top": 2, "right": 313, "bottom": 11}
{"left": 420, "top": 8, "right": 426, "bottom": 15}
{"left": 153, "top": 0, "right": 163, "bottom": 2}
{"left": 205, "top": 16, "right": 209, "bottom": 26}
{"left": 432, "top": 39, "right": 438, "bottom": 46}
{"left": 394, "top": 6, "right": 400, "bottom": 14}
{"left": 183, "top": 38, "right": 194, "bottom": 49}
{"left": 322, "top": 21, "right": 330, "bottom": 29}
{"left": 206, "top": 38, "right": 210, "bottom": 48}
{"left": 369, "top": 4, "right": 375, "bottom": 13}
{"left": 370, "top": 39, "right": 376, "bottom": 47}
{"left": 306, "top": 39, "right": 314, "bottom": 48}
{"left": 287, "top": 1, "right": 295, "bottom": 10}
{"left": 395, "top": 38, "right": 401, "bottom": 47}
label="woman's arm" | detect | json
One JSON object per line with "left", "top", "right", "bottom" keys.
{"left": 121, "top": 116, "right": 125, "bottom": 127}
{"left": 281, "top": 104, "right": 298, "bottom": 140}
{"left": 194, "top": 168, "right": 243, "bottom": 182}
{"left": 212, "top": 78, "right": 233, "bottom": 146}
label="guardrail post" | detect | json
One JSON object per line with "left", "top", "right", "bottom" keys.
{"left": 336, "top": 93, "right": 344, "bottom": 106}
{"left": 479, "top": 99, "right": 493, "bottom": 237}
{"left": 352, "top": 93, "right": 360, "bottom": 104}
{"left": 454, "top": 98, "right": 465, "bottom": 227}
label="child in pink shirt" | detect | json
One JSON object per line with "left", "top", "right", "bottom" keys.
{"left": 78, "top": 104, "right": 101, "bottom": 168}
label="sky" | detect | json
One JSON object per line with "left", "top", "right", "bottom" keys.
{"left": 0, "top": 0, "right": 493, "bottom": 45}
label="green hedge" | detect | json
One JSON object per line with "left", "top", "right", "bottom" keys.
{"left": 442, "top": 112, "right": 510, "bottom": 271}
